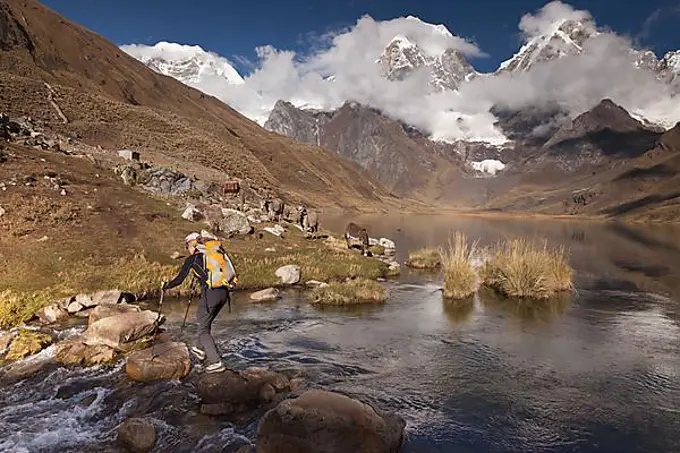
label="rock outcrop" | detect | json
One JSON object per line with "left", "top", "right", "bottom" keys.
{"left": 256, "top": 389, "right": 406, "bottom": 453}
{"left": 125, "top": 342, "right": 191, "bottom": 382}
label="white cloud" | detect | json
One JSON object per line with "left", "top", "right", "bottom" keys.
{"left": 518, "top": 0, "right": 593, "bottom": 39}
{"left": 123, "top": 2, "right": 680, "bottom": 144}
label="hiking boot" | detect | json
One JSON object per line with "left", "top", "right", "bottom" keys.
{"left": 190, "top": 346, "right": 206, "bottom": 362}
{"left": 205, "top": 361, "right": 226, "bottom": 374}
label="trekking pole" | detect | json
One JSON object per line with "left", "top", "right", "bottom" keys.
{"left": 150, "top": 282, "right": 165, "bottom": 360}
{"left": 179, "top": 279, "right": 197, "bottom": 339}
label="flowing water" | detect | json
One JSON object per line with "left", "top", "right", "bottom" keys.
{"left": 2, "top": 215, "right": 680, "bottom": 453}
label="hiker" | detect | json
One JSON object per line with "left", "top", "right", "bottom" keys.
{"left": 162, "top": 232, "right": 236, "bottom": 374}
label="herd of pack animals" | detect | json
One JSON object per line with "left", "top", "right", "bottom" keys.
{"left": 258, "top": 198, "right": 373, "bottom": 256}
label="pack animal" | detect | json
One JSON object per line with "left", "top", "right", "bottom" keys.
{"left": 269, "top": 198, "right": 284, "bottom": 222}
{"left": 344, "top": 222, "right": 370, "bottom": 255}
{"left": 302, "top": 210, "right": 319, "bottom": 238}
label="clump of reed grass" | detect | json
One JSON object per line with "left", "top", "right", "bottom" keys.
{"left": 441, "top": 232, "right": 479, "bottom": 300}
{"left": 481, "top": 238, "right": 573, "bottom": 300}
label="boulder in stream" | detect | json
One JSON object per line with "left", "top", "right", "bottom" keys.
{"left": 88, "top": 303, "right": 141, "bottom": 325}
{"left": 125, "top": 341, "right": 191, "bottom": 382}
{"left": 256, "top": 389, "right": 406, "bottom": 453}
{"left": 249, "top": 288, "right": 280, "bottom": 303}
{"left": 55, "top": 338, "right": 119, "bottom": 366}
{"left": 85, "top": 310, "right": 159, "bottom": 351}
{"left": 36, "top": 303, "right": 69, "bottom": 324}
{"left": 197, "top": 366, "right": 291, "bottom": 417}
{"left": 118, "top": 417, "right": 157, "bottom": 453}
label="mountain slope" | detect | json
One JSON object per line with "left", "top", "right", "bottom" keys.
{"left": 264, "top": 100, "right": 472, "bottom": 197}
{"left": 0, "top": 0, "right": 391, "bottom": 208}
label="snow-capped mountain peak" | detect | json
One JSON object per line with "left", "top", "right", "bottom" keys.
{"left": 378, "top": 27, "right": 477, "bottom": 92}
{"left": 498, "top": 18, "right": 598, "bottom": 73}
{"left": 121, "top": 41, "right": 245, "bottom": 90}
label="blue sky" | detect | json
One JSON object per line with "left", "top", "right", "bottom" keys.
{"left": 42, "top": 0, "right": 680, "bottom": 74}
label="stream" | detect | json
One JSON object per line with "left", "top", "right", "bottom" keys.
{"left": 1, "top": 214, "right": 680, "bottom": 452}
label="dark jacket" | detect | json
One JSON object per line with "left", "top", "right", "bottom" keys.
{"left": 163, "top": 253, "right": 208, "bottom": 291}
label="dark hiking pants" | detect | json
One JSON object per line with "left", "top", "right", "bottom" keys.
{"left": 197, "top": 287, "right": 229, "bottom": 364}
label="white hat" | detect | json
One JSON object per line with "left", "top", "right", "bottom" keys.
{"left": 185, "top": 232, "right": 200, "bottom": 243}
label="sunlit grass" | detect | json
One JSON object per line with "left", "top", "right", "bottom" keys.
{"left": 441, "top": 232, "right": 479, "bottom": 300}
{"left": 309, "top": 278, "right": 388, "bottom": 305}
{"left": 405, "top": 247, "right": 442, "bottom": 269}
{"left": 481, "top": 238, "right": 573, "bottom": 299}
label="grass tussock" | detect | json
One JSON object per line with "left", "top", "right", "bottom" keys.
{"left": 309, "top": 278, "right": 387, "bottom": 306}
{"left": 481, "top": 238, "right": 573, "bottom": 300}
{"left": 406, "top": 248, "right": 442, "bottom": 269}
{"left": 441, "top": 233, "right": 479, "bottom": 300}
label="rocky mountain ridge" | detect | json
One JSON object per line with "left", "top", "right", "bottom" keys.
{"left": 0, "top": 0, "right": 393, "bottom": 210}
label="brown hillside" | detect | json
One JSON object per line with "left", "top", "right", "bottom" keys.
{"left": 0, "top": 0, "right": 392, "bottom": 208}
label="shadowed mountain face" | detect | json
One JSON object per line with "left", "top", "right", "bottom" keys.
{"left": 0, "top": 0, "right": 392, "bottom": 209}
{"left": 265, "top": 100, "right": 469, "bottom": 197}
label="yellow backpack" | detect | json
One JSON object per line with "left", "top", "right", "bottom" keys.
{"left": 195, "top": 239, "right": 238, "bottom": 289}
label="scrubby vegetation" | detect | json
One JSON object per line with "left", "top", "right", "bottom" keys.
{"left": 481, "top": 238, "right": 573, "bottom": 300}
{"left": 405, "top": 247, "right": 442, "bottom": 269}
{"left": 4, "top": 329, "right": 53, "bottom": 362}
{"left": 441, "top": 233, "right": 479, "bottom": 300}
{"left": 309, "top": 278, "right": 388, "bottom": 305}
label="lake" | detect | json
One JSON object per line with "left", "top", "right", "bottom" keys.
{"left": 1, "top": 214, "right": 680, "bottom": 452}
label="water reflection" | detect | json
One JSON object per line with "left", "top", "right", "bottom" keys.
{"left": 322, "top": 213, "right": 680, "bottom": 300}
{"left": 442, "top": 297, "right": 475, "bottom": 326}
{"left": 480, "top": 290, "right": 572, "bottom": 324}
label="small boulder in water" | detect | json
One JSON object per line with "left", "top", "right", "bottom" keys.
{"left": 36, "top": 303, "right": 69, "bottom": 324}
{"left": 125, "top": 341, "right": 191, "bottom": 382}
{"left": 257, "top": 389, "right": 405, "bottom": 453}
{"left": 55, "top": 339, "right": 120, "bottom": 366}
{"left": 379, "top": 238, "right": 396, "bottom": 250}
{"left": 275, "top": 265, "right": 301, "bottom": 285}
{"left": 118, "top": 417, "right": 157, "bottom": 453}
{"left": 197, "top": 366, "right": 291, "bottom": 416}
{"left": 66, "top": 299, "right": 85, "bottom": 314}
{"left": 88, "top": 303, "right": 141, "bottom": 325}
{"left": 249, "top": 288, "right": 280, "bottom": 303}
{"left": 91, "top": 289, "right": 123, "bottom": 306}
{"left": 85, "top": 310, "right": 159, "bottom": 351}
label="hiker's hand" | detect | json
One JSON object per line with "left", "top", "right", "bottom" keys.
{"left": 161, "top": 281, "right": 167, "bottom": 291}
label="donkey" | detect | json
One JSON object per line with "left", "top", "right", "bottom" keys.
{"left": 302, "top": 210, "right": 320, "bottom": 237}
{"left": 262, "top": 198, "right": 285, "bottom": 222}
{"left": 344, "top": 222, "right": 370, "bottom": 255}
